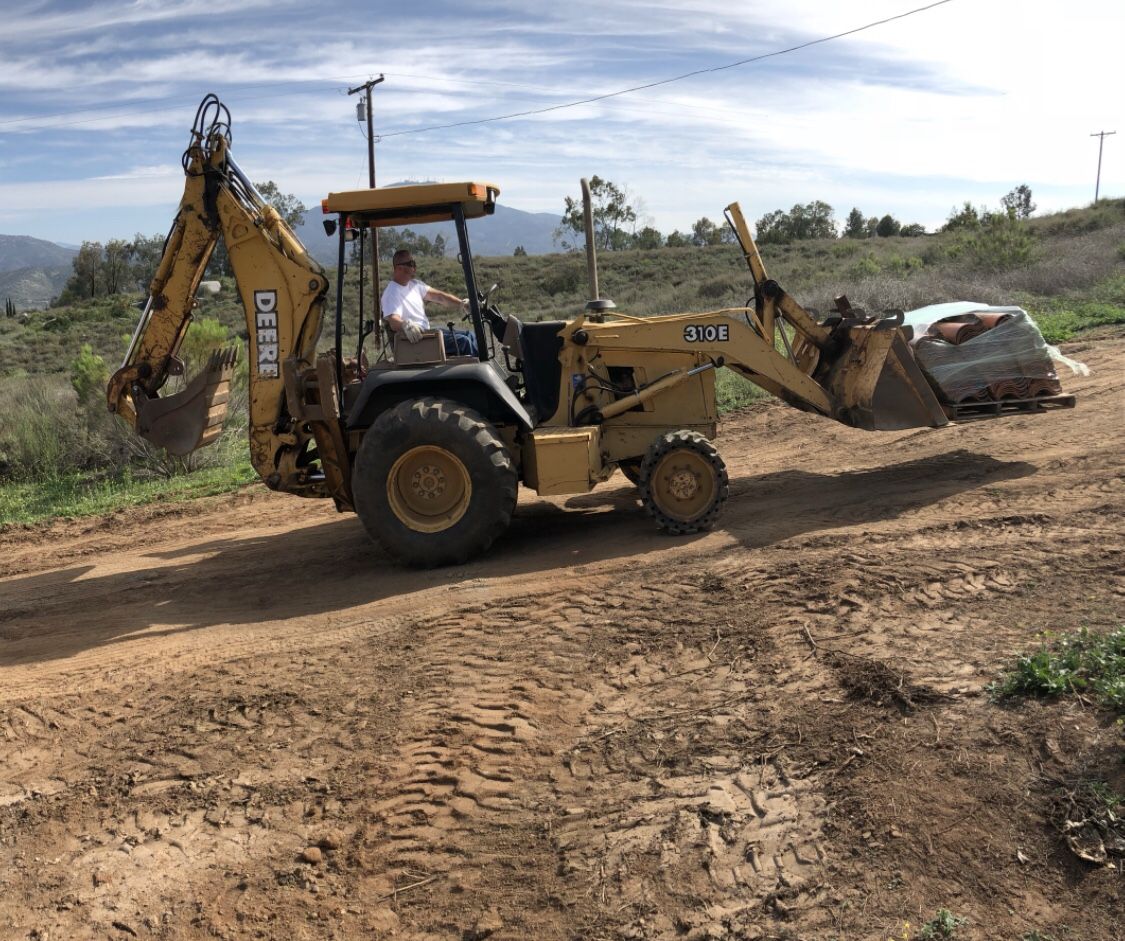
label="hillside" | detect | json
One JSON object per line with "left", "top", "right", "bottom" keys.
{"left": 0, "top": 264, "right": 71, "bottom": 311}
{"left": 0, "top": 235, "right": 77, "bottom": 311}
{"left": 2, "top": 200, "right": 1122, "bottom": 385}
{"left": 0, "top": 234, "right": 75, "bottom": 273}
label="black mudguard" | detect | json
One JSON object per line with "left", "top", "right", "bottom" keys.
{"left": 346, "top": 360, "right": 534, "bottom": 431}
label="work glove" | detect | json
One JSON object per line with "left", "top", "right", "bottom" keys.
{"left": 460, "top": 298, "right": 471, "bottom": 315}
{"left": 401, "top": 320, "right": 423, "bottom": 344}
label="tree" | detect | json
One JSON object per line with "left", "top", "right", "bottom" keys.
{"left": 875, "top": 214, "right": 901, "bottom": 238}
{"left": 632, "top": 226, "right": 664, "bottom": 250}
{"left": 843, "top": 208, "right": 867, "bottom": 239}
{"left": 556, "top": 176, "right": 637, "bottom": 251}
{"left": 754, "top": 201, "right": 837, "bottom": 244}
{"left": 865, "top": 216, "right": 879, "bottom": 238}
{"left": 102, "top": 239, "right": 131, "bottom": 294}
{"left": 665, "top": 230, "right": 691, "bottom": 248}
{"left": 754, "top": 209, "right": 791, "bottom": 245}
{"left": 900, "top": 223, "right": 926, "bottom": 237}
{"left": 128, "top": 232, "right": 165, "bottom": 292}
{"left": 943, "top": 201, "right": 982, "bottom": 232}
{"left": 68, "top": 242, "right": 105, "bottom": 300}
{"left": 4, "top": 298, "right": 15, "bottom": 318}
{"left": 1000, "top": 184, "right": 1036, "bottom": 220}
{"left": 691, "top": 217, "right": 734, "bottom": 247}
{"left": 789, "top": 201, "right": 837, "bottom": 240}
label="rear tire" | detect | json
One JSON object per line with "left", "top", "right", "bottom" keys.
{"left": 352, "top": 397, "right": 517, "bottom": 567}
{"left": 639, "top": 431, "right": 728, "bottom": 534}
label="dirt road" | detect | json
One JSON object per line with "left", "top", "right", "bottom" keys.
{"left": 2, "top": 334, "right": 1122, "bottom": 940}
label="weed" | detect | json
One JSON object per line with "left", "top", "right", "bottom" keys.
{"left": 989, "top": 626, "right": 1125, "bottom": 714}
{"left": 917, "top": 908, "right": 965, "bottom": 939}
{"left": 714, "top": 368, "right": 768, "bottom": 412}
{"left": 1025, "top": 274, "right": 1125, "bottom": 343}
{"left": 0, "top": 459, "right": 256, "bottom": 527}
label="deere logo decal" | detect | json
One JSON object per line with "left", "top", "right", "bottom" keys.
{"left": 254, "top": 290, "right": 280, "bottom": 378}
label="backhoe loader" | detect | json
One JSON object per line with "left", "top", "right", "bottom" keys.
{"left": 109, "top": 95, "right": 1074, "bottom": 566}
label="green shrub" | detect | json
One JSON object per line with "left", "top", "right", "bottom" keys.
{"left": 884, "top": 254, "right": 924, "bottom": 274}
{"left": 947, "top": 214, "right": 1037, "bottom": 271}
{"left": 1027, "top": 274, "right": 1125, "bottom": 342}
{"left": 989, "top": 626, "right": 1124, "bottom": 714}
{"left": 70, "top": 343, "right": 109, "bottom": 405}
{"left": 847, "top": 253, "right": 882, "bottom": 278}
{"left": 0, "top": 376, "right": 84, "bottom": 479}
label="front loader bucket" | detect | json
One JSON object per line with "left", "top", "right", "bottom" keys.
{"left": 820, "top": 325, "right": 949, "bottom": 431}
{"left": 134, "top": 347, "right": 238, "bottom": 455}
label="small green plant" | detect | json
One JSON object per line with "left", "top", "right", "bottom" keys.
{"left": 989, "top": 626, "right": 1125, "bottom": 714}
{"left": 847, "top": 252, "right": 882, "bottom": 278}
{"left": 715, "top": 368, "right": 768, "bottom": 412}
{"left": 1022, "top": 933, "right": 1056, "bottom": 941}
{"left": 917, "top": 908, "right": 965, "bottom": 939}
{"left": 1028, "top": 273, "right": 1125, "bottom": 342}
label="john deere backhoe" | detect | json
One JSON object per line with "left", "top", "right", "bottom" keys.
{"left": 109, "top": 95, "right": 1072, "bottom": 566}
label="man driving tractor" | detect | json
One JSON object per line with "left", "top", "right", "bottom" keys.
{"left": 381, "top": 248, "right": 478, "bottom": 356}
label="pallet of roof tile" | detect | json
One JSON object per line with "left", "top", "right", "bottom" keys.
{"left": 943, "top": 393, "right": 1076, "bottom": 420}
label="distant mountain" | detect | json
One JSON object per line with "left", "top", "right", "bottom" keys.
{"left": 0, "top": 265, "right": 71, "bottom": 310}
{"left": 0, "top": 234, "right": 76, "bottom": 273}
{"left": 293, "top": 201, "right": 562, "bottom": 265}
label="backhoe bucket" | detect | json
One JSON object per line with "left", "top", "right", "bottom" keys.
{"left": 134, "top": 347, "right": 238, "bottom": 455}
{"left": 820, "top": 325, "right": 949, "bottom": 431}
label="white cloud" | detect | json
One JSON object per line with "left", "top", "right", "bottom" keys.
{"left": 1, "top": 0, "right": 1122, "bottom": 243}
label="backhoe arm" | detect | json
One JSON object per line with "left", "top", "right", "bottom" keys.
{"left": 108, "top": 95, "right": 336, "bottom": 499}
{"left": 106, "top": 162, "right": 223, "bottom": 441}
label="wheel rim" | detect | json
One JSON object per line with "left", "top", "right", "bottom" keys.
{"left": 650, "top": 449, "right": 715, "bottom": 522}
{"left": 386, "top": 445, "right": 472, "bottom": 533}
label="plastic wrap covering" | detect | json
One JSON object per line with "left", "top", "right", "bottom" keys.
{"left": 905, "top": 307, "right": 1062, "bottom": 405}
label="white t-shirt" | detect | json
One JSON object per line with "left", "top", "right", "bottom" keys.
{"left": 381, "top": 279, "right": 431, "bottom": 329}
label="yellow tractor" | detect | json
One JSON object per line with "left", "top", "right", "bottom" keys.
{"left": 108, "top": 95, "right": 1072, "bottom": 566}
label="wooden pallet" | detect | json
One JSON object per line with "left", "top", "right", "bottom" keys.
{"left": 943, "top": 393, "right": 1076, "bottom": 421}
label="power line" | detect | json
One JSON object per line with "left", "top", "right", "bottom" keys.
{"left": 375, "top": 0, "right": 957, "bottom": 140}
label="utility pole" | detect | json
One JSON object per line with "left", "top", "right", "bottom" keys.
{"left": 1090, "top": 130, "right": 1116, "bottom": 203}
{"left": 348, "top": 75, "right": 385, "bottom": 347}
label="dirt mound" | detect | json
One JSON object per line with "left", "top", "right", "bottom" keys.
{"left": 1, "top": 336, "right": 1122, "bottom": 939}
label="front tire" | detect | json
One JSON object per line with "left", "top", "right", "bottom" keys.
{"left": 352, "top": 397, "right": 517, "bottom": 567}
{"left": 639, "top": 431, "right": 728, "bottom": 534}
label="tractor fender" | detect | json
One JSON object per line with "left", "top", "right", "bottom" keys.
{"left": 346, "top": 361, "right": 534, "bottom": 432}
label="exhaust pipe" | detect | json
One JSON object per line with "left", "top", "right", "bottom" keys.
{"left": 580, "top": 177, "right": 615, "bottom": 322}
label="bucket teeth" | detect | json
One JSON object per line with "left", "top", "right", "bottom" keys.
{"left": 134, "top": 345, "right": 239, "bottom": 455}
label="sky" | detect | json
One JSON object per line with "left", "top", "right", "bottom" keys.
{"left": 0, "top": 0, "right": 1122, "bottom": 246}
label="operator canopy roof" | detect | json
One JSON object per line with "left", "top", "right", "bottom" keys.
{"left": 322, "top": 182, "right": 499, "bottom": 228}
